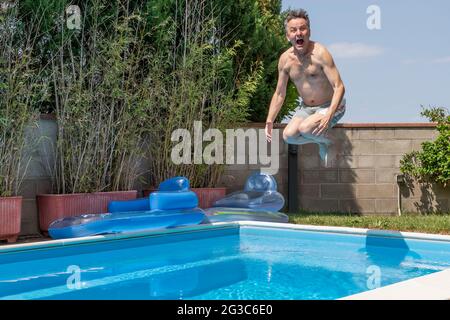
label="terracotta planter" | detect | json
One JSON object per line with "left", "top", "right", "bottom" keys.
{"left": 0, "top": 196, "right": 22, "bottom": 243}
{"left": 37, "top": 190, "right": 138, "bottom": 233}
{"left": 143, "top": 187, "right": 227, "bottom": 209}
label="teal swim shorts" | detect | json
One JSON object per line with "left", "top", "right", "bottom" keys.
{"left": 282, "top": 98, "right": 346, "bottom": 127}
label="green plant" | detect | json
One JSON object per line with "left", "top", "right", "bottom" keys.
{"left": 400, "top": 107, "right": 450, "bottom": 187}
{"left": 209, "top": 0, "right": 297, "bottom": 122}
{"left": 5, "top": 0, "right": 284, "bottom": 193}
{"left": 288, "top": 212, "right": 450, "bottom": 235}
{"left": 0, "top": 4, "right": 42, "bottom": 197}
{"left": 144, "top": 0, "right": 263, "bottom": 188}
{"left": 46, "top": 1, "right": 152, "bottom": 193}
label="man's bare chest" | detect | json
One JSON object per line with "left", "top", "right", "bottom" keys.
{"left": 288, "top": 60, "right": 324, "bottom": 82}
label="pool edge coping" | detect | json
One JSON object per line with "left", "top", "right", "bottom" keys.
{"left": 339, "top": 269, "right": 450, "bottom": 300}
{"left": 236, "top": 221, "right": 450, "bottom": 242}
{"left": 3, "top": 222, "right": 450, "bottom": 254}
{"left": 0, "top": 222, "right": 239, "bottom": 253}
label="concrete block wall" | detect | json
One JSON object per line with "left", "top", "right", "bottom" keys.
{"left": 19, "top": 118, "right": 57, "bottom": 235}
{"left": 9, "top": 120, "right": 450, "bottom": 236}
{"left": 218, "top": 123, "right": 449, "bottom": 215}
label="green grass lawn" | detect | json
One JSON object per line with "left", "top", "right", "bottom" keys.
{"left": 287, "top": 212, "right": 450, "bottom": 235}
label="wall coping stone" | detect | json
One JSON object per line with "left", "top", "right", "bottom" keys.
{"left": 245, "top": 122, "right": 437, "bottom": 129}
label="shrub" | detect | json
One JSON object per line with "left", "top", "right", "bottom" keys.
{"left": 400, "top": 107, "right": 450, "bottom": 187}
{"left": 0, "top": 4, "right": 42, "bottom": 196}
{"left": 144, "top": 0, "right": 262, "bottom": 188}
{"left": 47, "top": 1, "right": 151, "bottom": 193}
{"left": 4, "top": 0, "right": 286, "bottom": 191}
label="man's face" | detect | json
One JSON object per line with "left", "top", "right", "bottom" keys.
{"left": 286, "top": 18, "right": 310, "bottom": 54}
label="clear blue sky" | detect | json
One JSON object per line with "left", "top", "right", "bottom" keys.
{"left": 282, "top": 0, "right": 450, "bottom": 123}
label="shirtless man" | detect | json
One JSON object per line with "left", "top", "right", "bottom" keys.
{"left": 265, "top": 9, "right": 346, "bottom": 166}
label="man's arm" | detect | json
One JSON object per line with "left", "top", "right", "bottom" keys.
{"left": 312, "top": 45, "right": 345, "bottom": 136}
{"left": 319, "top": 45, "right": 345, "bottom": 117}
{"left": 266, "top": 55, "right": 290, "bottom": 124}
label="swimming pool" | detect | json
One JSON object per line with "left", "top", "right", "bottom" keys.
{"left": 1, "top": 222, "right": 450, "bottom": 300}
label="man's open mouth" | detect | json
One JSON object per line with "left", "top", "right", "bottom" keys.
{"left": 296, "top": 38, "right": 304, "bottom": 46}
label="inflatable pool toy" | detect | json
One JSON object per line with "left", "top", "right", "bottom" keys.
{"left": 48, "top": 174, "right": 288, "bottom": 239}
{"left": 107, "top": 176, "right": 193, "bottom": 213}
{"left": 205, "top": 172, "right": 288, "bottom": 223}
{"left": 108, "top": 197, "right": 150, "bottom": 212}
{"left": 212, "top": 172, "right": 285, "bottom": 211}
{"left": 48, "top": 177, "right": 205, "bottom": 239}
{"left": 48, "top": 209, "right": 205, "bottom": 239}
{"left": 204, "top": 207, "right": 289, "bottom": 223}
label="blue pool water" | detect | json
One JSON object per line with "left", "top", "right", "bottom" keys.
{"left": 1, "top": 225, "right": 450, "bottom": 300}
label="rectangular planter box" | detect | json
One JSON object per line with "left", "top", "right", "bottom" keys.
{"left": 143, "top": 188, "right": 227, "bottom": 209}
{"left": 37, "top": 191, "right": 138, "bottom": 233}
{"left": 0, "top": 196, "right": 22, "bottom": 243}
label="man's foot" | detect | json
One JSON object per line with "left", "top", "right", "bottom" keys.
{"left": 318, "top": 142, "right": 330, "bottom": 167}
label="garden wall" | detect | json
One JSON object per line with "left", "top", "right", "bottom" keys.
{"left": 17, "top": 120, "right": 450, "bottom": 236}
{"left": 217, "top": 123, "right": 449, "bottom": 216}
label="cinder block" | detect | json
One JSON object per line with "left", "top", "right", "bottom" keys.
{"left": 431, "top": 184, "right": 450, "bottom": 197}
{"left": 399, "top": 182, "right": 428, "bottom": 199}
{"left": 400, "top": 181, "right": 450, "bottom": 199}
{"left": 401, "top": 198, "right": 449, "bottom": 214}
{"left": 26, "top": 158, "right": 51, "bottom": 178}
{"left": 339, "top": 169, "right": 375, "bottom": 183}
{"left": 394, "top": 155, "right": 404, "bottom": 168}
{"left": 20, "top": 199, "right": 40, "bottom": 235}
{"left": 298, "top": 184, "right": 321, "bottom": 198}
{"left": 359, "top": 129, "right": 395, "bottom": 140}
{"left": 302, "top": 169, "right": 338, "bottom": 184}
{"left": 357, "top": 155, "right": 376, "bottom": 168}
{"left": 337, "top": 155, "right": 358, "bottom": 169}
{"left": 357, "top": 184, "right": 396, "bottom": 199}
{"left": 18, "top": 180, "right": 37, "bottom": 198}
{"left": 37, "top": 119, "right": 58, "bottom": 138}
{"left": 299, "top": 198, "right": 339, "bottom": 213}
{"left": 321, "top": 184, "right": 357, "bottom": 199}
{"left": 375, "top": 199, "right": 397, "bottom": 214}
{"left": 273, "top": 170, "right": 288, "bottom": 192}
{"left": 277, "top": 154, "right": 288, "bottom": 170}
{"left": 374, "top": 140, "right": 412, "bottom": 155}
{"left": 341, "top": 140, "right": 375, "bottom": 156}
{"left": 336, "top": 139, "right": 351, "bottom": 155}
{"left": 339, "top": 199, "right": 375, "bottom": 214}
{"left": 394, "top": 128, "right": 437, "bottom": 140}
{"left": 371, "top": 155, "right": 400, "bottom": 168}
{"left": 376, "top": 168, "right": 401, "bottom": 183}
{"left": 332, "top": 128, "right": 360, "bottom": 140}
{"left": 36, "top": 179, "right": 53, "bottom": 195}
{"left": 218, "top": 170, "right": 249, "bottom": 190}
{"left": 299, "top": 155, "right": 321, "bottom": 169}
{"left": 299, "top": 143, "right": 317, "bottom": 156}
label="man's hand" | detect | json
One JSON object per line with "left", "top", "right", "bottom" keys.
{"left": 312, "top": 114, "right": 332, "bottom": 136}
{"left": 265, "top": 122, "right": 273, "bottom": 142}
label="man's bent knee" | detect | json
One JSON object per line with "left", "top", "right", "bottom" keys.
{"left": 298, "top": 122, "right": 314, "bottom": 135}
{"left": 283, "top": 128, "right": 299, "bottom": 142}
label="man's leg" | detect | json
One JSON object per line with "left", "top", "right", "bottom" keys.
{"left": 282, "top": 116, "right": 314, "bottom": 145}
{"left": 295, "top": 113, "right": 333, "bottom": 165}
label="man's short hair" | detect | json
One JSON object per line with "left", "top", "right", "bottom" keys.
{"left": 284, "top": 9, "right": 310, "bottom": 30}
